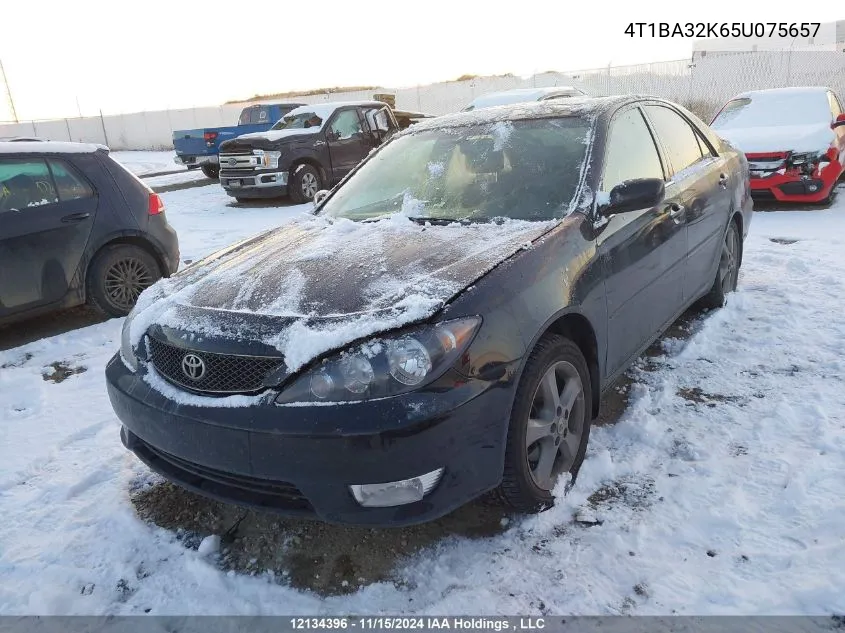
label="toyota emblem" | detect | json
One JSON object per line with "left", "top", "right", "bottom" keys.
{"left": 228, "top": 157, "right": 237, "bottom": 166}
{"left": 181, "top": 353, "right": 206, "bottom": 381}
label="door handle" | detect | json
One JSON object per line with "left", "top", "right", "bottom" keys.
{"left": 667, "top": 203, "right": 685, "bottom": 223}
{"left": 718, "top": 173, "right": 729, "bottom": 189}
{"left": 61, "top": 212, "right": 91, "bottom": 223}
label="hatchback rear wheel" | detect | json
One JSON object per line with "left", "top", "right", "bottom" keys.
{"left": 87, "top": 244, "right": 161, "bottom": 317}
{"left": 496, "top": 334, "right": 592, "bottom": 512}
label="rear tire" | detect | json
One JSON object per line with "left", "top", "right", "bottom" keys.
{"left": 201, "top": 164, "right": 220, "bottom": 179}
{"left": 495, "top": 334, "right": 592, "bottom": 513}
{"left": 289, "top": 164, "right": 322, "bottom": 204}
{"left": 699, "top": 220, "right": 741, "bottom": 310}
{"left": 87, "top": 244, "right": 161, "bottom": 317}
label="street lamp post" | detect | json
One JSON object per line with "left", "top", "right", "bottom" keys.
{"left": 0, "top": 58, "right": 19, "bottom": 123}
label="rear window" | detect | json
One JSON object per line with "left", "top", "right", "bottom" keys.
{"left": 712, "top": 93, "right": 832, "bottom": 128}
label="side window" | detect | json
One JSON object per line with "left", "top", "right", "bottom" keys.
{"left": 48, "top": 159, "right": 94, "bottom": 201}
{"left": 329, "top": 109, "right": 364, "bottom": 140}
{"left": 364, "top": 107, "right": 392, "bottom": 134}
{"left": 828, "top": 92, "right": 843, "bottom": 117}
{"left": 602, "top": 108, "right": 664, "bottom": 191}
{"left": 0, "top": 158, "right": 59, "bottom": 213}
{"left": 644, "top": 105, "right": 705, "bottom": 174}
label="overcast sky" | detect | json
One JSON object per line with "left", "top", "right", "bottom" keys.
{"left": 1, "top": 0, "right": 841, "bottom": 121}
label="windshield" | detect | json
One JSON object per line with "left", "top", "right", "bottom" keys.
{"left": 320, "top": 117, "right": 591, "bottom": 223}
{"left": 712, "top": 94, "right": 831, "bottom": 129}
{"left": 271, "top": 112, "right": 323, "bottom": 131}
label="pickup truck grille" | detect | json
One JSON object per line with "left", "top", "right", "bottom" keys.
{"left": 219, "top": 152, "right": 259, "bottom": 172}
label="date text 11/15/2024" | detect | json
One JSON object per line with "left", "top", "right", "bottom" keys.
{"left": 290, "top": 617, "right": 547, "bottom": 631}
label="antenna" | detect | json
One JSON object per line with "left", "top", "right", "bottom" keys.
{"left": 0, "top": 58, "right": 18, "bottom": 123}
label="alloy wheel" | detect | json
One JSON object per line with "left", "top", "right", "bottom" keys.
{"left": 104, "top": 257, "right": 154, "bottom": 311}
{"left": 525, "top": 360, "right": 586, "bottom": 490}
{"left": 301, "top": 172, "right": 319, "bottom": 199}
{"left": 719, "top": 226, "right": 739, "bottom": 295}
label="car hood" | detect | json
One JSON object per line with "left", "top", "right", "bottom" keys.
{"left": 129, "top": 215, "right": 557, "bottom": 373}
{"left": 715, "top": 122, "right": 833, "bottom": 154}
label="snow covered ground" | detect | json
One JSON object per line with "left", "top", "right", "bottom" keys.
{"left": 109, "top": 150, "right": 181, "bottom": 176}
{"left": 1, "top": 184, "right": 844, "bottom": 615}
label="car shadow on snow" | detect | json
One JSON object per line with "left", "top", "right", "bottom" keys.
{"left": 0, "top": 306, "right": 107, "bottom": 353}
{"left": 130, "top": 304, "right": 709, "bottom": 598}
{"left": 226, "top": 196, "right": 307, "bottom": 210}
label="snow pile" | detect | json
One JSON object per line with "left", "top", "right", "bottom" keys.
{"left": 1, "top": 182, "right": 845, "bottom": 615}
{"left": 711, "top": 88, "right": 836, "bottom": 154}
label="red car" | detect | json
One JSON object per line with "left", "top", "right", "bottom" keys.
{"left": 711, "top": 87, "right": 845, "bottom": 203}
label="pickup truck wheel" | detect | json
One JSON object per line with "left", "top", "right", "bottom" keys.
{"left": 201, "top": 165, "right": 220, "bottom": 179}
{"left": 289, "top": 164, "right": 322, "bottom": 204}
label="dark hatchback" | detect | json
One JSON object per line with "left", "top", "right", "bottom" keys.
{"left": 107, "top": 97, "right": 752, "bottom": 526}
{"left": 0, "top": 142, "right": 179, "bottom": 326}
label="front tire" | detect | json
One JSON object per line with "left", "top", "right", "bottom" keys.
{"left": 201, "top": 164, "right": 220, "bottom": 179}
{"left": 87, "top": 244, "right": 161, "bottom": 317}
{"left": 289, "top": 164, "right": 322, "bottom": 204}
{"left": 496, "top": 335, "right": 592, "bottom": 512}
{"left": 699, "top": 220, "right": 741, "bottom": 309}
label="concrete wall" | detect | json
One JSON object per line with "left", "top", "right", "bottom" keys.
{"left": 3, "top": 51, "right": 843, "bottom": 150}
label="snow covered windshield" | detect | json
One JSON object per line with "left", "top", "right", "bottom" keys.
{"left": 270, "top": 112, "right": 323, "bottom": 131}
{"left": 712, "top": 93, "right": 831, "bottom": 129}
{"left": 320, "top": 117, "right": 591, "bottom": 222}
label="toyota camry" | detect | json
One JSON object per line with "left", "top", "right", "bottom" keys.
{"left": 106, "top": 96, "right": 752, "bottom": 526}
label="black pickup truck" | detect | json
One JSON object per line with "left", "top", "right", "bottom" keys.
{"left": 218, "top": 100, "right": 400, "bottom": 203}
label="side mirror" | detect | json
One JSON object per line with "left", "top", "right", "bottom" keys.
{"left": 600, "top": 178, "right": 665, "bottom": 215}
{"left": 831, "top": 113, "right": 845, "bottom": 129}
{"left": 312, "top": 189, "right": 329, "bottom": 209}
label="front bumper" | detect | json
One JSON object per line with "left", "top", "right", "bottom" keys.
{"left": 749, "top": 158, "right": 842, "bottom": 203}
{"left": 106, "top": 355, "right": 513, "bottom": 526}
{"left": 174, "top": 154, "right": 218, "bottom": 167}
{"left": 221, "top": 170, "right": 289, "bottom": 199}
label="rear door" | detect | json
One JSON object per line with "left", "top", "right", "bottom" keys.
{"left": 325, "top": 108, "right": 370, "bottom": 182}
{"left": 642, "top": 104, "right": 731, "bottom": 301}
{"left": 0, "top": 155, "right": 98, "bottom": 316}
{"left": 596, "top": 106, "right": 686, "bottom": 377}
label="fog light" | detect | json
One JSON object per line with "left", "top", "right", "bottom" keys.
{"left": 808, "top": 184, "right": 819, "bottom": 192}
{"left": 349, "top": 468, "right": 444, "bottom": 507}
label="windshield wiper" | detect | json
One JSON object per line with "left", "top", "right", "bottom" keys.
{"left": 406, "top": 216, "right": 474, "bottom": 225}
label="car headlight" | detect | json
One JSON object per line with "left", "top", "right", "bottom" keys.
{"left": 120, "top": 310, "right": 139, "bottom": 372}
{"left": 274, "top": 317, "right": 481, "bottom": 404}
{"left": 254, "top": 150, "right": 282, "bottom": 168}
{"left": 788, "top": 150, "right": 826, "bottom": 173}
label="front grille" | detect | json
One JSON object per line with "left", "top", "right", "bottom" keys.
{"left": 219, "top": 152, "right": 258, "bottom": 172}
{"left": 135, "top": 438, "right": 313, "bottom": 512}
{"left": 750, "top": 189, "right": 776, "bottom": 200}
{"left": 147, "top": 336, "right": 283, "bottom": 394}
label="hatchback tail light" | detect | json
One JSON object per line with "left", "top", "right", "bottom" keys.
{"left": 148, "top": 192, "right": 165, "bottom": 215}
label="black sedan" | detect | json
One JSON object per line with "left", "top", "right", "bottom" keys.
{"left": 106, "top": 96, "right": 752, "bottom": 526}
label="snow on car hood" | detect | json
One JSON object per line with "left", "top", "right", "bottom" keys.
{"left": 129, "top": 215, "right": 556, "bottom": 373}
{"left": 715, "top": 122, "right": 833, "bottom": 154}
{"left": 234, "top": 128, "right": 320, "bottom": 143}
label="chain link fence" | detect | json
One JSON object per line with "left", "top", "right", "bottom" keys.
{"left": 2, "top": 50, "right": 843, "bottom": 150}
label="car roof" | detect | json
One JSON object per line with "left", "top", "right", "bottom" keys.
{"left": 0, "top": 140, "right": 109, "bottom": 154}
{"left": 405, "top": 95, "right": 636, "bottom": 133}
{"left": 465, "top": 86, "right": 585, "bottom": 110}
{"left": 285, "top": 101, "right": 390, "bottom": 120}
{"left": 732, "top": 86, "right": 832, "bottom": 100}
